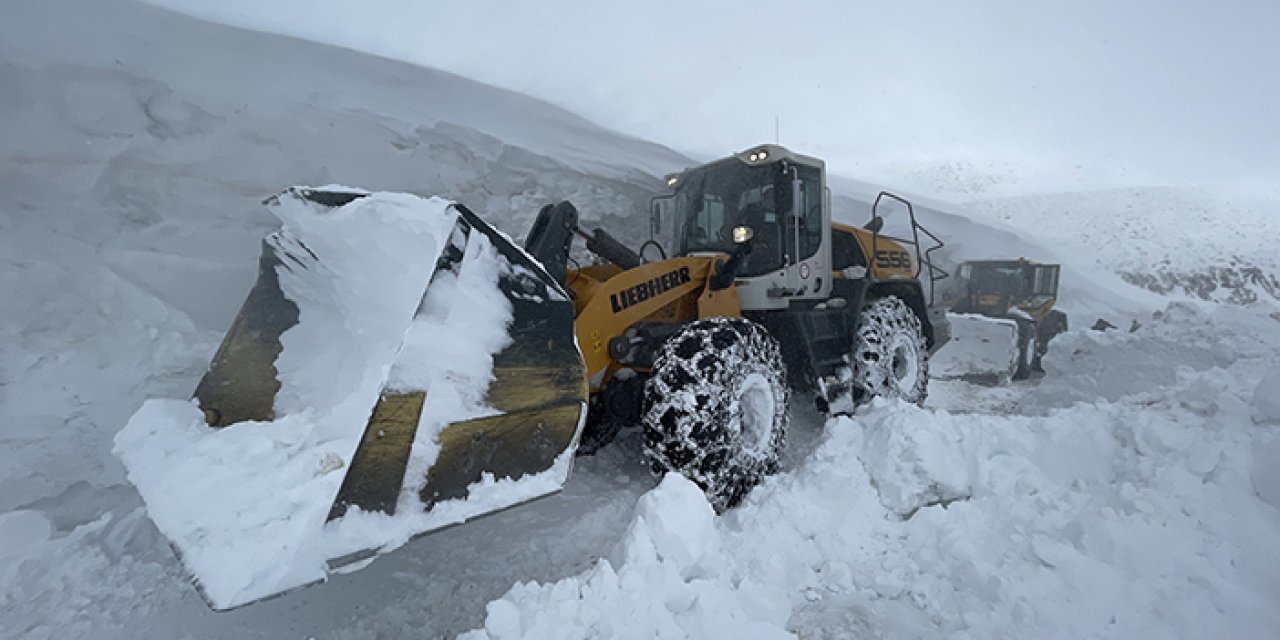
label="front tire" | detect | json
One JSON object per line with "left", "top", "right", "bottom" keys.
{"left": 641, "top": 317, "right": 789, "bottom": 512}
{"left": 852, "top": 296, "right": 929, "bottom": 404}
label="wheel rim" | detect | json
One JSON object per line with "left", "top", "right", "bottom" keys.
{"left": 735, "top": 371, "right": 776, "bottom": 456}
{"left": 888, "top": 334, "right": 921, "bottom": 394}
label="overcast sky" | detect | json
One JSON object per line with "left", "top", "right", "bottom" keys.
{"left": 147, "top": 0, "right": 1280, "bottom": 197}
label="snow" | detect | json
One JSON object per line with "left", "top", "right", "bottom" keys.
{"left": 1253, "top": 365, "right": 1280, "bottom": 424}
{"left": 460, "top": 475, "right": 792, "bottom": 640}
{"left": 466, "top": 304, "right": 1280, "bottom": 639}
{"left": 266, "top": 191, "right": 459, "bottom": 424}
{"left": 4, "top": 0, "right": 1280, "bottom": 636}
{"left": 0, "top": 511, "right": 53, "bottom": 565}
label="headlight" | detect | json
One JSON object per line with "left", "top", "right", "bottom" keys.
{"left": 732, "top": 225, "right": 755, "bottom": 244}
{"left": 665, "top": 174, "right": 679, "bottom": 187}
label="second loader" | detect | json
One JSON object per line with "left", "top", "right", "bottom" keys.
{"left": 116, "top": 144, "right": 950, "bottom": 611}
{"left": 934, "top": 258, "right": 1068, "bottom": 382}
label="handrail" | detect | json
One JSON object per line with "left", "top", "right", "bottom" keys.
{"left": 870, "top": 191, "right": 948, "bottom": 305}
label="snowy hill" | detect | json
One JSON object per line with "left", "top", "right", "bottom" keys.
{"left": 0, "top": 0, "right": 686, "bottom": 510}
{"left": 464, "top": 303, "right": 1280, "bottom": 639}
{"left": 964, "top": 187, "right": 1280, "bottom": 306}
{"left": 3, "top": 0, "right": 1279, "bottom": 638}
{"left": 2, "top": 0, "right": 690, "bottom": 634}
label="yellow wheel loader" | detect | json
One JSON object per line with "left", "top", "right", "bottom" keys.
{"left": 947, "top": 258, "right": 1067, "bottom": 379}
{"left": 527, "top": 145, "right": 950, "bottom": 506}
{"left": 116, "top": 145, "right": 949, "bottom": 611}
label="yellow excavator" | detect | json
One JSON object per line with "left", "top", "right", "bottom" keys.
{"left": 119, "top": 144, "right": 950, "bottom": 610}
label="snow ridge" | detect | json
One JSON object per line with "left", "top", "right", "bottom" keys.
{"left": 465, "top": 303, "right": 1280, "bottom": 639}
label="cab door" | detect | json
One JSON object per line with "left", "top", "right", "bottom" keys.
{"left": 780, "top": 162, "right": 830, "bottom": 300}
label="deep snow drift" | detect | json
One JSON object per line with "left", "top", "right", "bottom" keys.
{"left": 464, "top": 304, "right": 1280, "bottom": 639}
{"left": 3, "top": 0, "right": 1280, "bottom": 638}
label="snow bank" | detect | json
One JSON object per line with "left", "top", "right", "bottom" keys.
{"left": 468, "top": 304, "right": 1280, "bottom": 639}
{"left": 112, "top": 191, "right": 570, "bottom": 611}
{"left": 0, "top": 504, "right": 174, "bottom": 639}
{"left": 461, "top": 474, "right": 792, "bottom": 640}
{"left": 857, "top": 398, "right": 976, "bottom": 516}
{"left": 1253, "top": 365, "right": 1280, "bottom": 509}
{"left": 1024, "top": 302, "right": 1267, "bottom": 412}
{"left": 1254, "top": 365, "right": 1280, "bottom": 424}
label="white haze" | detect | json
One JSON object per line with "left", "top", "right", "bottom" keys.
{"left": 146, "top": 0, "right": 1280, "bottom": 197}
{"left": 4, "top": 1, "right": 1280, "bottom": 637}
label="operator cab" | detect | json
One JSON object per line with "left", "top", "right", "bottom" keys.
{"left": 654, "top": 145, "right": 832, "bottom": 309}
{"left": 957, "top": 260, "right": 1060, "bottom": 312}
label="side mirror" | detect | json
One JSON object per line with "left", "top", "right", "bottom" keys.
{"left": 864, "top": 216, "right": 884, "bottom": 234}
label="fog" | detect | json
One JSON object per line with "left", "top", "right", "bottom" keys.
{"left": 146, "top": 0, "right": 1280, "bottom": 196}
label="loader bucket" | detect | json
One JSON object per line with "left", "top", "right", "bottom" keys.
{"left": 114, "top": 188, "right": 587, "bottom": 611}
{"left": 929, "top": 312, "right": 1022, "bottom": 384}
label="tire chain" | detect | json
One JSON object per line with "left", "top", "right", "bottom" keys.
{"left": 852, "top": 296, "right": 929, "bottom": 403}
{"left": 642, "top": 317, "right": 788, "bottom": 511}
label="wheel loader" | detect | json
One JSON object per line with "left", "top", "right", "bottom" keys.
{"left": 116, "top": 144, "right": 949, "bottom": 611}
{"left": 945, "top": 258, "right": 1068, "bottom": 379}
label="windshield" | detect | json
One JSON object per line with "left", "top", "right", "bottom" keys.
{"left": 673, "top": 160, "right": 786, "bottom": 276}
{"left": 969, "top": 265, "right": 1031, "bottom": 297}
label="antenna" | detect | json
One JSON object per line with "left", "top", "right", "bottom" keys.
{"left": 774, "top": 116, "right": 780, "bottom": 144}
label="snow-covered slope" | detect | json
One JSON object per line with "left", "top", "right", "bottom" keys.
{"left": 964, "top": 187, "right": 1280, "bottom": 305}
{"left": 2, "top": 0, "right": 687, "bottom": 324}
{"left": 3, "top": 0, "right": 1279, "bottom": 638}
{"left": 1, "top": 0, "right": 689, "bottom": 633}
{"left": 828, "top": 175, "right": 1168, "bottom": 322}
{"left": 0, "top": 0, "right": 684, "bottom": 513}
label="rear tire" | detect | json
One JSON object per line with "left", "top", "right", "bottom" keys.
{"left": 641, "top": 317, "right": 788, "bottom": 512}
{"left": 852, "top": 296, "right": 929, "bottom": 404}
